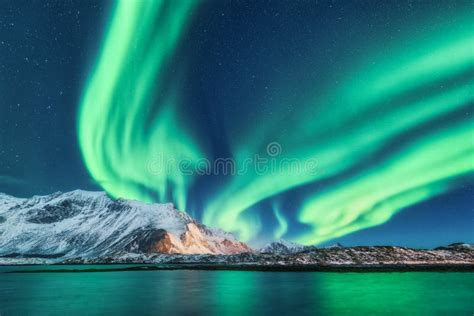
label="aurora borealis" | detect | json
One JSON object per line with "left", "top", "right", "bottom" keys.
{"left": 2, "top": 0, "right": 473, "bottom": 247}
{"left": 76, "top": 0, "right": 474, "bottom": 245}
{"left": 78, "top": 0, "right": 201, "bottom": 211}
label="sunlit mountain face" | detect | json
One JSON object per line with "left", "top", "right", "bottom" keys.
{"left": 1, "top": 1, "right": 473, "bottom": 247}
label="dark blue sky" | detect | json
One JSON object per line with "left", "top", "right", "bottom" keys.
{"left": 0, "top": 0, "right": 472, "bottom": 247}
{"left": 0, "top": 0, "right": 110, "bottom": 196}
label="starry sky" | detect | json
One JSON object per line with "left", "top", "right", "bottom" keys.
{"left": 1, "top": 0, "right": 473, "bottom": 248}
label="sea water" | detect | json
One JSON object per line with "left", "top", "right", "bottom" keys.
{"left": 0, "top": 266, "right": 472, "bottom": 315}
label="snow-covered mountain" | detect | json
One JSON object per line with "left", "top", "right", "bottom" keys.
{"left": 325, "top": 243, "right": 344, "bottom": 249}
{"left": 260, "top": 239, "right": 313, "bottom": 254}
{"left": 434, "top": 242, "right": 473, "bottom": 251}
{"left": 58, "top": 244, "right": 474, "bottom": 266}
{"left": 0, "top": 190, "right": 251, "bottom": 258}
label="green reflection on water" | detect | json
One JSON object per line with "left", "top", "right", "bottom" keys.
{"left": 315, "top": 272, "right": 474, "bottom": 315}
{"left": 0, "top": 267, "right": 473, "bottom": 315}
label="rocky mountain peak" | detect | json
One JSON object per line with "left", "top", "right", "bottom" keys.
{"left": 260, "top": 239, "right": 312, "bottom": 254}
{"left": 0, "top": 190, "right": 252, "bottom": 258}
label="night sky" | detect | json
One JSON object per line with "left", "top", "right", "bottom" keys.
{"left": 1, "top": 0, "right": 473, "bottom": 247}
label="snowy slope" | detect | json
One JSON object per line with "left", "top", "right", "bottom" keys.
{"left": 260, "top": 239, "right": 313, "bottom": 254}
{"left": 0, "top": 190, "right": 251, "bottom": 258}
{"left": 62, "top": 244, "right": 474, "bottom": 265}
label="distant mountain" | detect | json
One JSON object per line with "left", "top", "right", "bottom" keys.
{"left": 0, "top": 190, "right": 251, "bottom": 259}
{"left": 260, "top": 239, "right": 314, "bottom": 254}
{"left": 325, "top": 243, "right": 344, "bottom": 249}
{"left": 434, "top": 243, "right": 473, "bottom": 251}
{"left": 1, "top": 190, "right": 473, "bottom": 267}
{"left": 56, "top": 244, "right": 474, "bottom": 267}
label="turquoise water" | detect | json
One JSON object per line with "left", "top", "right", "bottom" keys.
{"left": 0, "top": 266, "right": 473, "bottom": 315}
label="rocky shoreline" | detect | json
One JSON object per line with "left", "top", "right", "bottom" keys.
{"left": 4, "top": 263, "right": 474, "bottom": 273}
{"left": 2, "top": 243, "right": 473, "bottom": 269}
{"left": 1, "top": 191, "right": 473, "bottom": 269}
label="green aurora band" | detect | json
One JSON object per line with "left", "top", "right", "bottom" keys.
{"left": 78, "top": 0, "right": 201, "bottom": 211}
{"left": 79, "top": 1, "right": 474, "bottom": 244}
{"left": 203, "top": 11, "right": 474, "bottom": 242}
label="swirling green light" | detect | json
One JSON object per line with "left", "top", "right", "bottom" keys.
{"left": 79, "top": 2, "right": 473, "bottom": 245}
{"left": 203, "top": 13, "right": 474, "bottom": 242}
{"left": 272, "top": 202, "right": 288, "bottom": 240}
{"left": 297, "top": 120, "right": 474, "bottom": 244}
{"left": 78, "top": 0, "right": 201, "bottom": 210}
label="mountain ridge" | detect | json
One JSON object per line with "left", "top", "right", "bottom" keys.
{"left": 0, "top": 190, "right": 251, "bottom": 258}
{"left": 1, "top": 190, "right": 473, "bottom": 267}
{"left": 260, "top": 239, "right": 313, "bottom": 254}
